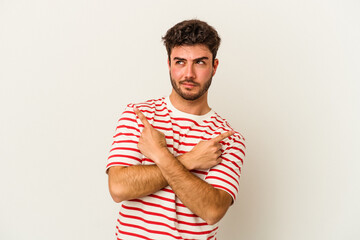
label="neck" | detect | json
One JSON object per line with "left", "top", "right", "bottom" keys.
{"left": 169, "top": 90, "right": 211, "bottom": 115}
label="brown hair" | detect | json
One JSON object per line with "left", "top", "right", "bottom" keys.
{"left": 162, "top": 19, "right": 221, "bottom": 62}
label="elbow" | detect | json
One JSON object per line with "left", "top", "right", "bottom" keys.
{"left": 111, "top": 196, "right": 121, "bottom": 203}
{"left": 205, "top": 219, "right": 218, "bottom": 226}
{"left": 110, "top": 190, "right": 123, "bottom": 203}
{"left": 205, "top": 216, "right": 222, "bottom": 226}
{"left": 109, "top": 184, "right": 130, "bottom": 203}
{"left": 108, "top": 178, "right": 128, "bottom": 203}
{"left": 204, "top": 208, "right": 227, "bottom": 225}
{"left": 108, "top": 167, "right": 128, "bottom": 203}
{"left": 109, "top": 185, "right": 124, "bottom": 203}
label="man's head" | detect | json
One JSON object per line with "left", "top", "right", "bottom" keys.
{"left": 162, "top": 19, "right": 221, "bottom": 63}
{"left": 163, "top": 20, "right": 221, "bottom": 102}
{"left": 163, "top": 20, "right": 220, "bottom": 101}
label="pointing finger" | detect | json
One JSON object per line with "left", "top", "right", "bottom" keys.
{"left": 212, "top": 130, "right": 234, "bottom": 143}
{"left": 134, "top": 106, "right": 151, "bottom": 128}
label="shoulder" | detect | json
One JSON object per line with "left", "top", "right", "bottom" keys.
{"left": 129, "top": 97, "right": 167, "bottom": 111}
{"left": 120, "top": 97, "right": 168, "bottom": 124}
{"left": 211, "top": 112, "right": 246, "bottom": 149}
{"left": 121, "top": 97, "right": 166, "bottom": 112}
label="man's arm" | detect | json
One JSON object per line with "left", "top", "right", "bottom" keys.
{"left": 156, "top": 151, "right": 232, "bottom": 225}
{"left": 135, "top": 107, "right": 234, "bottom": 225}
{"left": 108, "top": 139, "right": 224, "bottom": 202}
{"left": 108, "top": 165, "right": 166, "bottom": 203}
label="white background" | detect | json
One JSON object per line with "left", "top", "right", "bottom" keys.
{"left": 1, "top": 0, "right": 359, "bottom": 239}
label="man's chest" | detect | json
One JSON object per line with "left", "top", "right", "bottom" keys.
{"left": 149, "top": 116, "right": 221, "bottom": 156}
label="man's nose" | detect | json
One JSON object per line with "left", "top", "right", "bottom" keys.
{"left": 184, "top": 64, "right": 196, "bottom": 79}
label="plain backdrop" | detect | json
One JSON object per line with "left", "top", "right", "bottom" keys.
{"left": 1, "top": 0, "right": 359, "bottom": 239}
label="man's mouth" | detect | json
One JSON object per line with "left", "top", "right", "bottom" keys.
{"left": 180, "top": 81, "right": 197, "bottom": 88}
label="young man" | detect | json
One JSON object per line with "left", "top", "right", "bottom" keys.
{"left": 106, "top": 19, "right": 246, "bottom": 239}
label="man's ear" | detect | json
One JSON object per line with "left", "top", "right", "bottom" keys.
{"left": 212, "top": 58, "right": 219, "bottom": 76}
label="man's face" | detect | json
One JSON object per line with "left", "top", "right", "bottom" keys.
{"left": 168, "top": 44, "right": 219, "bottom": 101}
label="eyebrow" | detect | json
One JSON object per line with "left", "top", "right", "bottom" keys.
{"left": 173, "top": 57, "right": 209, "bottom": 62}
{"left": 173, "top": 57, "right": 186, "bottom": 61}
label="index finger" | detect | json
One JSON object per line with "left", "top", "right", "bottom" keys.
{"left": 212, "top": 130, "right": 235, "bottom": 143}
{"left": 133, "top": 106, "right": 151, "bottom": 128}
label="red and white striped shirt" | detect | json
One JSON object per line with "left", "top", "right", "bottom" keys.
{"left": 107, "top": 97, "right": 246, "bottom": 240}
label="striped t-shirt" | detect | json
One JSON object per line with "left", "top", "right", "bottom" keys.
{"left": 107, "top": 97, "right": 246, "bottom": 240}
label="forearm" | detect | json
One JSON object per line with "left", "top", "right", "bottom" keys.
{"left": 107, "top": 154, "right": 193, "bottom": 203}
{"left": 108, "top": 165, "right": 167, "bottom": 202}
{"left": 155, "top": 150, "right": 232, "bottom": 225}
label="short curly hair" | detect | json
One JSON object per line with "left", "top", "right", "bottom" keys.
{"left": 162, "top": 19, "right": 221, "bottom": 62}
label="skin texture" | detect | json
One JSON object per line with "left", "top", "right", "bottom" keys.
{"left": 108, "top": 44, "right": 234, "bottom": 225}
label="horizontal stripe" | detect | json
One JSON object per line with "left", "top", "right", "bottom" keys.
{"left": 229, "top": 152, "right": 243, "bottom": 164}
{"left": 206, "top": 176, "right": 238, "bottom": 192}
{"left": 211, "top": 184, "right": 236, "bottom": 200}
{"left": 209, "top": 169, "right": 239, "bottom": 185}
{"left": 222, "top": 156, "right": 242, "bottom": 170}
{"left": 123, "top": 109, "right": 171, "bottom": 119}
{"left": 137, "top": 105, "right": 168, "bottom": 112}
{"left": 118, "top": 219, "right": 183, "bottom": 239}
{"left": 116, "top": 226, "right": 153, "bottom": 240}
{"left": 119, "top": 212, "right": 215, "bottom": 235}
{"left": 116, "top": 124, "right": 141, "bottom": 133}
{"left": 117, "top": 117, "right": 138, "bottom": 124}
{"left": 112, "top": 140, "right": 138, "bottom": 145}
{"left": 114, "top": 132, "right": 140, "bottom": 138}
{"left": 233, "top": 138, "right": 246, "bottom": 148}
{"left": 217, "top": 161, "right": 240, "bottom": 179}
{"left": 106, "top": 162, "right": 132, "bottom": 168}
{"left": 108, "top": 154, "right": 142, "bottom": 163}
{"left": 172, "top": 117, "right": 218, "bottom": 132}
{"left": 145, "top": 193, "right": 198, "bottom": 210}
{"left": 138, "top": 109, "right": 170, "bottom": 117}
{"left": 142, "top": 158, "right": 155, "bottom": 164}
{"left": 224, "top": 146, "right": 245, "bottom": 156}
{"left": 126, "top": 199, "right": 198, "bottom": 219}
{"left": 110, "top": 147, "right": 141, "bottom": 153}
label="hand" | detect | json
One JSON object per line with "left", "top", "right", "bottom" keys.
{"left": 134, "top": 107, "right": 169, "bottom": 162}
{"left": 180, "top": 130, "right": 234, "bottom": 170}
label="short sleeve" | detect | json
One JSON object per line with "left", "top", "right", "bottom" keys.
{"left": 106, "top": 105, "right": 143, "bottom": 172}
{"left": 205, "top": 134, "right": 246, "bottom": 202}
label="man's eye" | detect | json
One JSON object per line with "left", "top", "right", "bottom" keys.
{"left": 197, "top": 61, "right": 205, "bottom": 64}
{"left": 176, "top": 61, "right": 184, "bottom": 65}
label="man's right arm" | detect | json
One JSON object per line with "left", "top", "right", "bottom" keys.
{"left": 108, "top": 141, "right": 223, "bottom": 202}
{"left": 108, "top": 165, "right": 167, "bottom": 203}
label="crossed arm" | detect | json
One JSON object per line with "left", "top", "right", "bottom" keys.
{"left": 108, "top": 107, "right": 234, "bottom": 225}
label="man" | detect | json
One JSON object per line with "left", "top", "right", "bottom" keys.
{"left": 106, "top": 19, "right": 246, "bottom": 239}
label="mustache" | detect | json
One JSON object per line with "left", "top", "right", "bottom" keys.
{"left": 179, "top": 79, "right": 199, "bottom": 85}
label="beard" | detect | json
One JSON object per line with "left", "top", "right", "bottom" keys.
{"left": 170, "top": 73, "right": 213, "bottom": 101}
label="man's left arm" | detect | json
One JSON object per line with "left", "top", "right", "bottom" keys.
{"left": 134, "top": 107, "right": 238, "bottom": 225}
{"left": 156, "top": 150, "right": 233, "bottom": 225}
